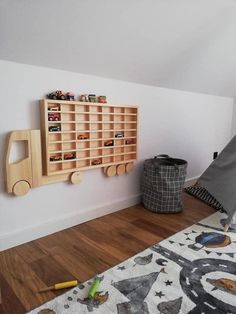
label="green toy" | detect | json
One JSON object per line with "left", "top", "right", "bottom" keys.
{"left": 88, "top": 278, "right": 101, "bottom": 298}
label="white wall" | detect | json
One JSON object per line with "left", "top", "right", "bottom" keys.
{"left": 0, "top": 60, "right": 233, "bottom": 250}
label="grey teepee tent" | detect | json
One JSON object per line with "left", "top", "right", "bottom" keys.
{"left": 197, "top": 135, "right": 236, "bottom": 231}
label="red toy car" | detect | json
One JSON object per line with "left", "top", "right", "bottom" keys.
{"left": 64, "top": 152, "right": 76, "bottom": 160}
{"left": 98, "top": 96, "right": 107, "bottom": 103}
{"left": 50, "top": 155, "right": 62, "bottom": 162}
{"left": 91, "top": 159, "right": 102, "bottom": 165}
{"left": 104, "top": 140, "right": 114, "bottom": 146}
{"left": 48, "top": 113, "right": 60, "bottom": 121}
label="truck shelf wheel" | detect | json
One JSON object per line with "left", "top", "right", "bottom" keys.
{"left": 125, "top": 162, "right": 133, "bottom": 173}
{"left": 13, "top": 180, "right": 30, "bottom": 196}
{"left": 70, "top": 171, "right": 82, "bottom": 184}
{"left": 116, "top": 164, "right": 125, "bottom": 176}
{"left": 106, "top": 165, "right": 116, "bottom": 177}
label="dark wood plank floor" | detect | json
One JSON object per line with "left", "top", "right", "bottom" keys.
{"left": 0, "top": 193, "right": 215, "bottom": 313}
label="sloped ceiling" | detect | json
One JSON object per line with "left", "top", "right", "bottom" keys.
{"left": 1, "top": 0, "right": 236, "bottom": 97}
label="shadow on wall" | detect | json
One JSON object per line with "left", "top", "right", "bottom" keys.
{"left": 0, "top": 132, "right": 10, "bottom": 195}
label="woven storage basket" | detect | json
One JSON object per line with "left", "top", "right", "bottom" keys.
{"left": 141, "top": 155, "right": 187, "bottom": 213}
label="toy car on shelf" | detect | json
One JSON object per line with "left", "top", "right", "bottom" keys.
{"left": 66, "top": 92, "right": 75, "bottom": 101}
{"left": 98, "top": 96, "right": 107, "bottom": 103}
{"left": 91, "top": 158, "right": 102, "bottom": 165}
{"left": 78, "top": 133, "right": 89, "bottom": 140}
{"left": 48, "top": 105, "right": 60, "bottom": 111}
{"left": 104, "top": 140, "right": 114, "bottom": 146}
{"left": 49, "top": 125, "right": 61, "bottom": 132}
{"left": 64, "top": 152, "right": 76, "bottom": 160}
{"left": 88, "top": 94, "right": 97, "bottom": 102}
{"left": 48, "top": 113, "right": 60, "bottom": 121}
{"left": 115, "top": 132, "right": 124, "bottom": 138}
{"left": 79, "top": 94, "right": 89, "bottom": 102}
{"left": 50, "top": 155, "right": 62, "bottom": 162}
{"left": 47, "top": 90, "right": 66, "bottom": 100}
{"left": 125, "top": 139, "right": 135, "bottom": 145}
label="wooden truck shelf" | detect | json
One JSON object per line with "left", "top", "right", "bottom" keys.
{"left": 40, "top": 99, "right": 138, "bottom": 176}
{"left": 6, "top": 99, "right": 138, "bottom": 196}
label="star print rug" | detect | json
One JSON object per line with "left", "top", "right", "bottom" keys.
{"left": 28, "top": 211, "right": 236, "bottom": 314}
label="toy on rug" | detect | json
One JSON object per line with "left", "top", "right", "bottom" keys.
{"left": 38, "top": 280, "right": 78, "bottom": 293}
{"left": 77, "top": 275, "right": 109, "bottom": 312}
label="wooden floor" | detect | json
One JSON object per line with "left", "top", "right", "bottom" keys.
{"left": 0, "top": 193, "right": 215, "bottom": 313}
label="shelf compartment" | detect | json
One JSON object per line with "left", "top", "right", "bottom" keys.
{"left": 102, "top": 131, "right": 114, "bottom": 139}
{"left": 125, "top": 107, "right": 137, "bottom": 114}
{"left": 60, "top": 112, "right": 76, "bottom": 122}
{"left": 77, "top": 141, "right": 90, "bottom": 150}
{"left": 102, "top": 148, "right": 113, "bottom": 156}
{"left": 114, "top": 107, "right": 125, "bottom": 114}
{"left": 76, "top": 105, "right": 89, "bottom": 113}
{"left": 124, "top": 130, "right": 136, "bottom": 137}
{"left": 102, "top": 156, "right": 113, "bottom": 164}
{"left": 48, "top": 142, "right": 61, "bottom": 152}
{"left": 114, "top": 123, "right": 125, "bottom": 131}
{"left": 62, "top": 161, "right": 77, "bottom": 170}
{"left": 90, "top": 105, "right": 102, "bottom": 113}
{"left": 61, "top": 123, "right": 76, "bottom": 132}
{"left": 114, "top": 155, "right": 123, "bottom": 162}
{"left": 77, "top": 160, "right": 90, "bottom": 168}
{"left": 77, "top": 123, "right": 90, "bottom": 132}
{"left": 124, "top": 153, "right": 136, "bottom": 160}
{"left": 90, "top": 113, "right": 102, "bottom": 122}
{"left": 48, "top": 133, "right": 61, "bottom": 142}
{"left": 102, "top": 106, "right": 113, "bottom": 114}
{"left": 114, "top": 139, "right": 124, "bottom": 146}
{"left": 90, "top": 132, "right": 102, "bottom": 140}
{"left": 76, "top": 113, "right": 89, "bottom": 122}
{"left": 48, "top": 163, "right": 62, "bottom": 172}
{"left": 90, "top": 149, "right": 103, "bottom": 157}
{"left": 78, "top": 150, "right": 90, "bottom": 159}
{"left": 61, "top": 104, "right": 75, "bottom": 112}
{"left": 124, "top": 145, "right": 136, "bottom": 153}
{"left": 90, "top": 140, "right": 103, "bottom": 148}
{"left": 90, "top": 123, "right": 103, "bottom": 131}
{"left": 125, "top": 115, "right": 137, "bottom": 122}
{"left": 114, "top": 115, "right": 125, "bottom": 122}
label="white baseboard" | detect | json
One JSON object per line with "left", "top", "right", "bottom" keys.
{"left": 0, "top": 194, "right": 141, "bottom": 252}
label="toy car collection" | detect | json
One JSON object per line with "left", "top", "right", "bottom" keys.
{"left": 48, "top": 125, "right": 61, "bottom": 132}
{"left": 64, "top": 152, "right": 76, "bottom": 160}
{"left": 50, "top": 155, "right": 62, "bottom": 162}
{"left": 91, "top": 158, "right": 102, "bottom": 165}
{"left": 48, "top": 113, "right": 60, "bottom": 121}
{"left": 78, "top": 133, "right": 89, "bottom": 140}
{"left": 104, "top": 140, "right": 114, "bottom": 146}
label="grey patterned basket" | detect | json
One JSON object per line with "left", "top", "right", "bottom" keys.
{"left": 141, "top": 155, "right": 187, "bottom": 213}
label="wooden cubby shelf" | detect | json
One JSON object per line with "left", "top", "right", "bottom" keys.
{"left": 40, "top": 99, "right": 138, "bottom": 176}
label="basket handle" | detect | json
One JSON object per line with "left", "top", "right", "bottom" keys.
{"left": 154, "top": 154, "right": 170, "bottom": 159}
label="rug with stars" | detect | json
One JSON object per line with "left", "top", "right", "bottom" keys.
{"left": 28, "top": 211, "right": 236, "bottom": 314}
